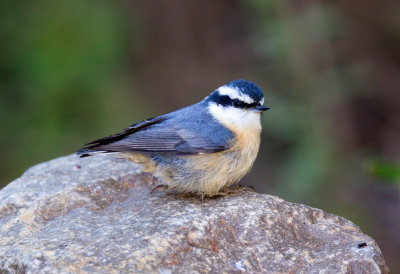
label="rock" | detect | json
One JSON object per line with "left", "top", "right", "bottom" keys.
{"left": 0, "top": 154, "right": 389, "bottom": 273}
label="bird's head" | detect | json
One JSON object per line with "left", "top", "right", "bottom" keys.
{"left": 205, "top": 79, "right": 270, "bottom": 131}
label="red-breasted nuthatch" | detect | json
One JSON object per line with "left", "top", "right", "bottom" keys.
{"left": 78, "top": 79, "right": 270, "bottom": 196}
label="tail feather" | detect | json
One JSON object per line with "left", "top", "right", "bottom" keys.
{"left": 76, "top": 116, "right": 167, "bottom": 158}
{"left": 77, "top": 148, "right": 110, "bottom": 158}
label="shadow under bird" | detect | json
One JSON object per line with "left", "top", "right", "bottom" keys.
{"left": 78, "top": 79, "right": 270, "bottom": 196}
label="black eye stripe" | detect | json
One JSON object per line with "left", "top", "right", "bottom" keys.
{"left": 232, "top": 98, "right": 260, "bottom": 109}
{"left": 218, "top": 96, "right": 259, "bottom": 108}
{"left": 208, "top": 92, "right": 261, "bottom": 109}
{"left": 217, "top": 95, "right": 232, "bottom": 106}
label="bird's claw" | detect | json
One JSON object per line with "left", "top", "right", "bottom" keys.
{"left": 150, "top": 184, "right": 169, "bottom": 194}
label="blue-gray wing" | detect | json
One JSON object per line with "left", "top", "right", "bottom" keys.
{"left": 78, "top": 108, "right": 234, "bottom": 156}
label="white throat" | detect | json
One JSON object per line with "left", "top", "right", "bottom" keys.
{"left": 208, "top": 103, "right": 262, "bottom": 132}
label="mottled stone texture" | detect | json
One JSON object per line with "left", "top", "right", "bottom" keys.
{"left": 0, "top": 155, "right": 389, "bottom": 273}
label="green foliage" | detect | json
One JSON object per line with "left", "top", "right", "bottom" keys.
{"left": 0, "top": 0, "right": 132, "bottom": 186}
{"left": 369, "top": 160, "right": 400, "bottom": 185}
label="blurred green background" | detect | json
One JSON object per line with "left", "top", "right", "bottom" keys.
{"left": 1, "top": 0, "right": 399, "bottom": 270}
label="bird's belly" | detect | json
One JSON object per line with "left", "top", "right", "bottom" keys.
{"left": 155, "top": 130, "right": 261, "bottom": 196}
{"left": 120, "top": 130, "right": 261, "bottom": 196}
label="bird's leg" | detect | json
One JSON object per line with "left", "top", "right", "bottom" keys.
{"left": 150, "top": 184, "right": 169, "bottom": 194}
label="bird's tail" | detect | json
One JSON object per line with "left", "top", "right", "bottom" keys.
{"left": 76, "top": 148, "right": 109, "bottom": 158}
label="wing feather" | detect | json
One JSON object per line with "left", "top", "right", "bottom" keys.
{"left": 77, "top": 115, "right": 232, "bottom": 157}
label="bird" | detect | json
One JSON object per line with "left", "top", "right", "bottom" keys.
{"left": 77, "top": 79, "right": 270, "bottom": 196}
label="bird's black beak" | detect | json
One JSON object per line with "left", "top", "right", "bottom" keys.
{"left": 253, "top": 105, "right": 271, "bottom": 112}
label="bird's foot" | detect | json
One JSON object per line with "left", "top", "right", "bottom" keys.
{"left": 150, "top": 184, "right": 169, "bottom": 194}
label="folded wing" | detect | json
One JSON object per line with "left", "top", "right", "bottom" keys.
{"left": 77, "top": 116, "right": 232, "bottom": 157}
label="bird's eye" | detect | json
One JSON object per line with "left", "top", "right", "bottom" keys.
{"left": 233, "top": 99, "right": 244, "bottom": 108}
{"left": 216, "top": 95, "right": 232, "bottom": 107}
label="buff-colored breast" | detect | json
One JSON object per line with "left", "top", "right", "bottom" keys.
{"left": 119, "top": 110, "right": 263, "bottom": 196}
{"left": 181, "top": 121, "right": 261, "bottom": 195}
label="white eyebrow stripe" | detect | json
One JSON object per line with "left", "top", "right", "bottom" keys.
{"left": 217, "top": 86, "right": 254, "bottom": 104}
{"left": 218, "top": 86, "right": 240, "bottom": 98}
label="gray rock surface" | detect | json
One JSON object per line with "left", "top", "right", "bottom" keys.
{"left": 0, "top": 154, "right": 389, "bottom": 273}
